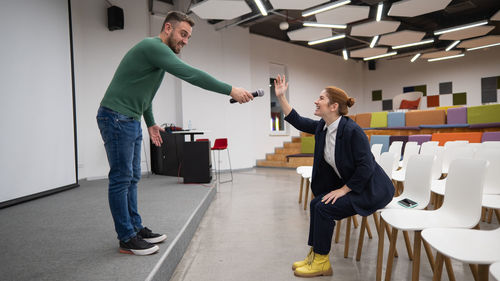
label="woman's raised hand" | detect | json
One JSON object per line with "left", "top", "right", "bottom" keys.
{"left": 274, "top": 74, "right": 288, "bottom": 98}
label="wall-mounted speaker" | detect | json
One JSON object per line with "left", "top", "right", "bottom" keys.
{"left": 107, "top": 6, "right": 124, "bottom": 31}
{"left": 368, "top": 60, "right": 376, "bottom": 70}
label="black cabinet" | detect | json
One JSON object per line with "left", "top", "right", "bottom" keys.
{"left": 182, "top": 141, "right": 212, "bottom": 183}
{"left": 151, "top": 132, "right": 184, "bottom": 177}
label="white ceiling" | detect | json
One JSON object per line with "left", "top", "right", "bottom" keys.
{"left": 287, "top": 27, "right": 332, "bottom": 41}
{"left": 378, "top": 30, "right": 426, "bottom": 46}
{"left": 421, "top": 50, "right": 462, "bottom": 59}
{"left": 438, "top": 26, "right": 495, "bottom": 41}
{"left": 350, "top": 47, "right": 388, "bottom": 58}
{"left": 388, "top": 0, "right": 453, "bottom": 17}
{"left": 268, "top": 0, "right": 329, "bottom": 10}
{"left": 190, "top": 0, "right": 251, "bottom": 20}
{"left": 315, "top": 5, "right": 370, "bottom": 25}
{"left": 457, "top": 35, "right": 500, "bottom": 48}
{"left": 351, "top": 20, "right": 401, "bottom": 37}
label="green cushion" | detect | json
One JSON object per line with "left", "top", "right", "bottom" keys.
{"left": 301, "top": 136, "right": 315, "bottom": 154}
{"left": 467, "top": 104, "right": 500, "bottom": 124}
{"left": 370, "top": 111, "right": 388, "bottom": 128}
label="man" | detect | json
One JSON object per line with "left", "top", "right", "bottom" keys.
{"left": 96, "top": 11, "right": 253, "bottom": 256}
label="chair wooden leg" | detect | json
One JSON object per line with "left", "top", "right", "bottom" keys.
{"left": 376, "top": 218, "right": 385, "bottom": 281}
{"left": 411, "top": 231, "right": 422, "bottom": 281}
{"left": 344, "top": 216, "right": 352, "bottom": 258}
{"left": 495, "top": 209, "right": 500, "bottom": 224}
{"left": 303, "top": 180, "right": 309, "bottom": 210}
{"left": 433, "top": 252, "right": 444, "bottom": 281}
{"left": 487, "top": 209, "right": 494, "bottom": 224}
{"left": 431, "top": 192, "right": 436, "bottom": 209}
{"left": 366, "top": 218, "right": 373, "bottom": 239}
{"left": 423, "top": 239, "right": 435, "bottom": 272}
{"left": 373, "top": 212, "right": 381, "bottom": 234}
{"left": 356, "top": 216, "right": 368, "bottom": 261}
{"left": 478, "top": 264, "right": 490, "bottom": 281}
{"left": 353, "top": 215, "right": 359, "bottom": 228}
{"left": 384, "top": 227, "right": 399, "bottom": 281}
{"left": 298, "top": 177, "right": 304, "bottom": 204}
{"left": 470, "top": 264, "right": 479, "bottom": 281}
{"left": 481, "top": 207, "right": 487, "bottom": 222}
{"left": 444, "top": 257, "right": 456, "bottom": 281}
{"left": 384, "top": 221, "right": 399, "bottom": 257}
{"left": 335, "top": 219, "right": 342, "bottom": 243}
{"left": 403, "top": 230, "right": 414, "bottom": 261}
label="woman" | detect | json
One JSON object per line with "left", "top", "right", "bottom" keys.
{"left": 274, "top": 75, "right": 394, "bottom": 277}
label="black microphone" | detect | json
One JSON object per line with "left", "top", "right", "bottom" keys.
{"left": 229, "top": 89, "right": 264, "bottom": 103}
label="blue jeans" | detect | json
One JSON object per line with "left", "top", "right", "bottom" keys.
{"left": 97, "top": 106, "right": 143, "bottom": 242}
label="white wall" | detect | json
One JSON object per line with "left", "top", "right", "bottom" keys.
{"left": 360, "top": 48, "right": 500, "bottom": 113}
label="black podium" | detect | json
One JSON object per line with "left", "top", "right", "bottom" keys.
{"left": 150, "top": 131, "right": 212, "bottom": 183}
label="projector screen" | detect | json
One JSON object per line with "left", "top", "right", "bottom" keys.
{"left": 0, "top": 0, "right": 77, "bottom": 207}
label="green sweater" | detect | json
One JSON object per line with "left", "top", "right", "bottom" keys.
{"left": 100, "top": 37, "right": 232, "bottom": 127}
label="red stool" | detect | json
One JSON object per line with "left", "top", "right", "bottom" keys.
{"left": 212, "top": 138, "right": 233, "bottom": 183}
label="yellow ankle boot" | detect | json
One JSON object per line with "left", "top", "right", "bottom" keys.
{"left": 294, "top": 253, "right": 333, "bottom": 277}
{"left": 292, "top": 247, "right": 313, "bottom": 270}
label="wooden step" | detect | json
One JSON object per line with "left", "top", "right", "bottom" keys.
{"left": 256, "top": 160, "right": 288, "bottom": 167}
{"left": 283, "top": 142, "right": 301, "bottom": 149}
{"left": 292, "top": 137, "right": 302, "bottom": 143}
{"left": 275, "top": 147, "right": 301, "bottom": 154}
{"left": 266, "top": 154, "right": 287, "bottom": 161}
{"left": 287, "top": 157, "right": 314, "bottom": 167}
{"left": 300, "top": 132, "right": 314, "bottom": 137}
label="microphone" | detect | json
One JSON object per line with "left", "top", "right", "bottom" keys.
{"left": 229, "top": 89, "right": 264, "bottom": 103}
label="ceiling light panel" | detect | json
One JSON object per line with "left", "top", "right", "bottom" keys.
{"left": 191, "top": 0, "right": 251, "bottom": 20}
{"left": 378, "top": 30, "right": 426, "bottom": 46}
{"left": 268, "top": 0, "right": 329, "bottom": 10}
{"left": 315, "top": 5, "right": 370, "bottom": 25}
{"left": 351, "top": 20, "right": 401, "bottom": 37}
{"left": 287, "top": 27, "right": 332, "bottom": 41}
{"left": 421, "top": 50, "right": 462, "bottom": 59}
{"left": 457, "top": 35, "right": 500, "bottom": 49}
{"left": 350, "top": 47, "right": 388, "bottom": 58}
{"left": 388, "top": 0, "right": 452, "bottom": 17}
{"left": 438, "top": 26, "right": 495, "bottom": 41}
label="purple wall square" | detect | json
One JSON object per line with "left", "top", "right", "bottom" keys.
{"left": 447, "top": 107, "right": 467, "bottom": 124}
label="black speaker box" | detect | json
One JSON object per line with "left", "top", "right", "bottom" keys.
{"left": 182, "top": 141, "right": 212, "bottom": 183}
{"left": 368, "top": 60, "right": 376, "bottom": 70}
{"left": 107, "top": 6, "right": 124, "bottom": 31}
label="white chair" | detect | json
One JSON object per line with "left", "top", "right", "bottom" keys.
{"left": 419, "top": 141, "right": 439, "bottom": 155}
{"left": 388, "top": 141, "right": 403, "bottom": 161}
{"left": 371, "top": 143, "right": 383, "bottom": 163}
{"left": 392, "top": 142, "right": 420, "bottom": 182}
{"left": 491, "top": 262, "right": 500, "bottom": 281}
{"left": 379, "top": 152, "right": 398, "bottom": 178}
{"left": 296, "top": 166, "right": 312, "bottom": 204}
{"left": 393, "top": 91, "right": 423, "bottom": 110}
{"left": 476, "top": 148, "right": 500, "bottom": 224}
{"left": 482, "top": 141, "right": 500, "bottom": 149}
{"left": 369, "top": 155, "right": 435, "bottom": 270}
{"left": 422, "top": 227, "right": 500, "bottom": 281}
{"left": 301, "top": 168, "right": 312, "bottom": 210}
{"left": 378, "top": 159, "right": 489, "bottom": 281}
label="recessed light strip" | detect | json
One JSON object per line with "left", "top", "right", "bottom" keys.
{"left": 343, "top": 49, "right": 348, "bottom": 60}
{"left": 303, "top": 22, "right": 347, "bottom": 29}
{"left": 376, "top": 3, "right": 383, "bottom": 22}
{"left": 434, "top": 20, "right": 488, "bottom": 35}
{"left": 370, "top": 35, "right": 379, "bottom": 48}
{"left": 445, "top": 40, "right": 461, "bottom": 51}
{"left": 428, "top": 54, "right": 465, "bottom": 62}
{"left": 411, "top": 53, "right": 421, "bottom": 62}
{"left": 302, "top": 0, "right": 351, "bottom": 17}
{"left": 392, "top": 39, "right": 434, "bottom": 49}
{"left": 466, "top": 42, "right": 500, "bottom": 51}
{"left": 254, "top": 0, "right": 268, "bottom": 16}
{"left": 363, "top": 51, "right": 397, "bottom": 61}
{"left": 308, "top": 34, "right": 346, "bottom": 45}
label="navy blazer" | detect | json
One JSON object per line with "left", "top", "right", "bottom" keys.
{"left": 285, "top": 109, "right": 394, "bottom": 216}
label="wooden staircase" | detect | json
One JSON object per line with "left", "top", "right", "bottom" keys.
{"left": 256, "top": 133, "right": 314, "bottom": 168}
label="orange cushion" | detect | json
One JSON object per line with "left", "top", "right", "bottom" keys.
{"left": 405, "top": 109, "right": 446, "bottom": 127}
{"left": 400, "top": 98, "right": 420, "bottom": 109}
{"left": 431, "top": 132, "right": 483, "bottom": 146}
{"left": 355, "top": 113, "right": 372, "bottom": 128}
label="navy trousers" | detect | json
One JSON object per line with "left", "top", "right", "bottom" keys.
{"left": 308, "top": 193, "right": 357, "bottom": 255}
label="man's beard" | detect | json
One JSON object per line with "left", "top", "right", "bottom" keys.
{"left": 167, "top": 35, "right": 181, "bottom": 54}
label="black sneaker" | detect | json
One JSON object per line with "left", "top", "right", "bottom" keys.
{"left": 119, "top": 235, "right": 159, "bottom": 256}
{"left": 137, "top": 227, "right": 167, "bottom": 244}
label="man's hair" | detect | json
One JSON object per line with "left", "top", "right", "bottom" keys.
{"left": 161, "top": 11, "right": 195, "bottom": 31}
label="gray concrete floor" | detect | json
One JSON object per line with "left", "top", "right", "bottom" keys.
{"left": 171, "top": 167, "right": 498, "bottom": 281}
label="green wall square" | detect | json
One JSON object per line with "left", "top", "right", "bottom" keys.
{"left": 372, "top": 90, "right": 382, "bottom": 101}
{"left": 453, "top": 92, "right": 467, "bottom": 105}
{"left": 414, "top": 85, "right": 427, "bottom": 96}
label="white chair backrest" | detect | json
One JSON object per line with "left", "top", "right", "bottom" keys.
{"left": 388, "top": 141, "right": 403, "bottom": 160}
{"left": 444, "top": 140, "right": 469, "bottom": 149}
{"left": 296, "top": 166, "right": 309, "bottom": 175}
{"left": 402, "top": 154, "right": 435, "bottom": 207}
{"left": 379, "top": 152, "right": 398, "bottom": 178}
{"left": 440, "top": 158, "right": 488, "bottom": 228}
{"left": 400, "top": 142, "right": 420, "bottom": 168}
{"left": 432, "top": 146, "right": 444, "bottom": 180}
{"left": 468, "top": 143, "right": 481, "bottom": 154}
{"left": 442, "top": 145, "right": 474, "bottom": 174}
{"left": 302, "top": 166, "right": 313, "bottom": 179}
{"left": 420, "top": 141, "right": 439, "bottom": 155}
{"left": 481, "top": 141, "right": 500, "bottom": 148}
{"left": 371, "top": 143, "right": 383, "bottom": 163}
{"left": 474, "top": 147, "right": 500, "bottom": 194}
